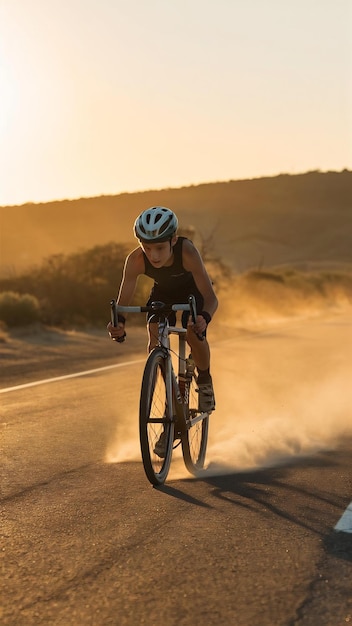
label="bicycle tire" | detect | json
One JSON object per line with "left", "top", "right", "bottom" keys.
{"left": 181, "top": 372, "right": 209, "bottom": 474}
{"left": 139, "top": 348, "right": 174, "bottom": 486}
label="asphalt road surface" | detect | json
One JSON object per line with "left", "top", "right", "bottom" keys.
{"left": 1, "top": 317, "right": 352, "bottom": 625}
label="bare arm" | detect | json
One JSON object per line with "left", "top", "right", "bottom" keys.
{"left": 116, "top": 247, "right": 145, "bottom": 306}
{"left": 108, "top": 247, "right": 145, "bottom": 340}
{"left": 182, "top": 239, "right": 218, "bottom": 324}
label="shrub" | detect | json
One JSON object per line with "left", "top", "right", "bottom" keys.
{"left": 0, "top": 241, "right": 228, "bottom": 326}
{"left": 0, "top": 292, "right": 41, "bottom": 327}
{"left": 0, "top": 243, "right": 130, "bottom": 326}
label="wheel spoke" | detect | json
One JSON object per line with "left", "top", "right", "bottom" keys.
{"left": 181, "top": 373, "right": 209, "bottom": 473}
{"left": 140, "top": 349, "right": 174, "bottom": 485}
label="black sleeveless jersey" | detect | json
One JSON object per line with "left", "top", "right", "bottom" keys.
{"left": 143, "top": 237, "right": 203, "bottom": 308}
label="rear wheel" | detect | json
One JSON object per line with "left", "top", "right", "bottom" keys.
{"left": 139, "top": 348, "right": 174, "bottom": 486}
{"left": 181, "top": 373, "right": 209, "bottom": 474}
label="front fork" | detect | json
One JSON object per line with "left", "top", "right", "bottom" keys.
{"left": 175, "top": 332, "right": 194, "bottom": 434}
{"left": 159, "top": 322, "right": 190, "bottom": 434}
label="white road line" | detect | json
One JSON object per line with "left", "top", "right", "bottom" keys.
{"left": 334, "top": 502, "right": 352, "bottom": 533}
{"left": 0, "top": 359, "right": 145, "bottom": 394}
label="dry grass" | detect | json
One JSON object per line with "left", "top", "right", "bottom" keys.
{"left": 216, "top": 268, "right": 352, "bottom": 332}
{"left": 1, "top": 170, "right": 351, "bottom": 346}
{"left": 1, "top": 170, "right": 351, "bottom": 277}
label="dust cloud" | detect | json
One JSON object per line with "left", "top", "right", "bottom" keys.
{"left": 105, "top": 377, "right": 141, "bottom": 464}
{"left": 208, "top": 341, "right": 352, "bottom": 473}
{"left": 105, "top": 416, "right": 140, "bottom": 464}
{"left": 204, "top": 276, "right": 352, "bottom": 475}
{"left": 105, "top": 278, "right": 352, "bottom": 478}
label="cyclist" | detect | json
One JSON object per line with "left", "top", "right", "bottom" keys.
{"left": 107, "top": 206, "right": 218, "bottom": 429}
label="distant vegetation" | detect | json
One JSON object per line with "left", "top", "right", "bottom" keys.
{"left": 231, "top": 267, "right": 352, "bottom": 321}
{"left": 0, "top": 240, "right": 351, "bottom": 329}
{"left": 0, "top": 242, "right": 152, "bottom": 327}
{"left": 1, "top": 170, "right": 352, "bottom": 328}
{"left": 0, "top": 292, "right": 41, "bottom": 327}
{"left": 1, "top": 170, "right": 352, "bottom": 277}
{"left": 0, "top": 233, "right": 233, "bottom": 328}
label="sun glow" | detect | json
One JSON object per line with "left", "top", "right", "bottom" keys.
{"left": 0, "top": 0, "right": 350, "bottom": 206}
{"left": 0, "top": 59, "right": 18, "bottom": 134}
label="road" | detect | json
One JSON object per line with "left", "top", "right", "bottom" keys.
{"left": 1, "top": 315, "right": 352, "bottom": 625}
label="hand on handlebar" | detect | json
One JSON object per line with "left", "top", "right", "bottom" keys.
{"left": 107, "top": 321, "right": 126, "bottom": 343}
{"left": 187, "top": 314, "right": 207, "bottom": 339}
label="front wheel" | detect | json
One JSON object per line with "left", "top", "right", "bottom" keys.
{"left": 139, "top": 348, "right": 174, "bottom": 486}
{"left": 181, "top": 373, "right": 209, "bottom": 474}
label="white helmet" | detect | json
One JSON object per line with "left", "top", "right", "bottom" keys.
{"left": 134, "top": 206, "right": 178, "bottom": 243}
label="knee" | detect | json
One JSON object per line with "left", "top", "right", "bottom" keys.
{"left": 186, "top": 327, "right": 207, "bottom": 347}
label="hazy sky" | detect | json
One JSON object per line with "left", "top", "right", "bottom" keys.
{"left": 0, "top": 0, "right": 351, "bottom": 206}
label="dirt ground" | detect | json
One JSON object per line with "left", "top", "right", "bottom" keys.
{"left": 0, "top": 324, "right": 148, "bottom": 389}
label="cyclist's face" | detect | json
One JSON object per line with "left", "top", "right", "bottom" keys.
{"left": 141, "top": 236, "right": 177, "bottom": 267}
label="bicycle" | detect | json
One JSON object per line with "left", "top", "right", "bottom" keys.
{"left": 110, "top": 295, "right": 210, "bottom": 486}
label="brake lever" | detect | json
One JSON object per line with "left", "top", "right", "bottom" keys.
{"left": 188, "top": 295, "right": 205, "bottom": 341}
{"left": 110, "top": 300, "right": 126, "bottom": 343}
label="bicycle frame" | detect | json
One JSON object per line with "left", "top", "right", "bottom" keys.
{"left": 110, "top": 295, "right": 209, "bottom": 484}
{"left": 158, "top": 320, "right": 187, "bottom": 412}
{"left": 112, "top": 296, "right": 195, "bottom": 410}
{"left": 167, "top": 325, "right": 208, "bottom": 429}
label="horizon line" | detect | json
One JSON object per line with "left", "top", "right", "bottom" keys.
{"left": 0, "top": 168, "right": 350, "bottom": 209}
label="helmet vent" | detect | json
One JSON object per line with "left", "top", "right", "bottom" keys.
{"left": 134, "top": 206, "right": 178, "bottom": 243}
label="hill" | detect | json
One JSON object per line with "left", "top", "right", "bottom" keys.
{"left": 1, "top": 170, "right": 351, "bottom": 277}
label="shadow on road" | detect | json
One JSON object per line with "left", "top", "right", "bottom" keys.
{"left": 324, "top": 531, "right": 352, "bottom": 563}
{"left": 157, "top": 484, "right": 212, "bottom": 508}
{"left": 169, "top": 449, "right": 352, "bottom": 562}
